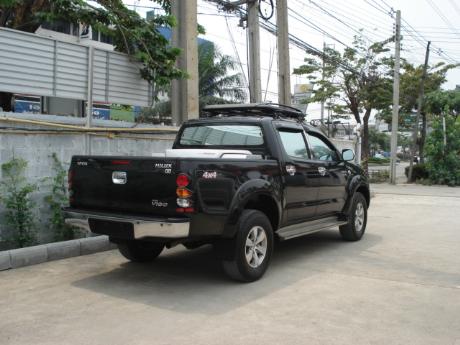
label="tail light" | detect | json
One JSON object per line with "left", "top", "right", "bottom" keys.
{"left": 176, "top": 188, "right": 192, "bottom": 198}
{"left": 176, "top": 174, "right": 194, "bottom": 213}
{"left": 176, "top": 174, "right": 190, "bottom": 187}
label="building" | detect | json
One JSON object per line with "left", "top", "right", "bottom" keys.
{"left": 0, "top": 21, "right": 153, "bottom": 123}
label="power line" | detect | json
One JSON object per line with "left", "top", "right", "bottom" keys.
{"left": 323, "top": 0, "right": 392, "bottom": 29}
{"left": 374, "top": 0, "right": 460, "bottom": 63}
{"left": 307, "top": 0, "right": 384, "bottom": 43}
{"left": 424, "top": 0, "right": 460, "bottom": 36}
{"left": 305, "top": 0, "right": 391, "bottom": 40}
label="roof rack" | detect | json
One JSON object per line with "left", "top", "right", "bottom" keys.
{"left": 202, "top": 103, "right": 305, "bottom": 121}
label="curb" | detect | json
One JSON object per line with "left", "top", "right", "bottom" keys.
{"left": 0, "top": 236, "right": 116, "bottom": 271}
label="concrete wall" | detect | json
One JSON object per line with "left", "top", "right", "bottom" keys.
{"left": 0, "top": 116, "right": 175, "bottom": 248}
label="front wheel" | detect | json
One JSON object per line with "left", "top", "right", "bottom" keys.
{"left": 117, "top": 240, "right": 164, "bottom": 262}
{"left": 339, "top": 192, "right": 367, "bottom": 241}
{"left": 221, "top": 210, "right": 274, "bottom": 282}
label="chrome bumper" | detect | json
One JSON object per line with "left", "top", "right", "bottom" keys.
{"left": 64, "top": 210, "right": 190, "bottom": 239}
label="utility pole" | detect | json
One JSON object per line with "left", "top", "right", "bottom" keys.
{"left": 389, "top": 10, "right": 401, "bottom": 185}
{"left": 276, "top": 0, "right": 291, "bottom": 106}
{"left": 85, "top": 46, "right": 94, "bottom": 154}
{"left": 247, "top": 0, "right": 262, "bottom": 103}
{"left": 320, "top": 41, "right": 326, "bottom": 124}
{"left": 171, "top": 0, "right": 199, "bottom": 125}
{"left": 408, "top": 41, "right": 431, "bottom": 182}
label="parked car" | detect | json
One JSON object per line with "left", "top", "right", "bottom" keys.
{"left": 64, "top": 103, "right": 370, "bottom": 282}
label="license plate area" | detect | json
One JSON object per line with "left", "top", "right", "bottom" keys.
{"left": 88, "top": 219, "right": 134, "bottom": 239}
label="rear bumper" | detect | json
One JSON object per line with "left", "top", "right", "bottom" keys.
{"left": 63, "top": 208, "right": 189, "bottom": 239}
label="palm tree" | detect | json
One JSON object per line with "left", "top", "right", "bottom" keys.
{"left": 198, "top": 41, "right": 246, "bottom": 108}
{"left": 141, "top": 41, "right": 246, "bottom": 123}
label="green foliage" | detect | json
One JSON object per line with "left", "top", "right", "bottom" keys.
{"left": 404, "top": 163, "right": 428, "bottom": 182}
{"left": 369, "top": 129, "right": 390, "bottom": 154}
{"left": 378, "top": 61, "right": 457, "bottom": 127}
{"left": 0, "top": 157, "right": 37, "bottom": 248}
{"left": 368, "top": 169, "right": 389, "bottom": 183}
{"left": 145, "top": 41, "right": 245, "bottom": 122}
{"left": 0, "top": 0, "right": 185, "bottom": 90}
{"left": 425, "top": 90, "right": 460, "bottom": 116}
{"left": 293, "top": 35, "right": 393, "bottom": 122}
{"left": 198, "top": 42, "right": 246, "bottom": 107}
{"left": 293, "top": 34, "right": 393, "bottom": 172}
{"left": 368, "top": 157, "right": 390, "bottom": 165}
{"left": 425, "top": 115, "right": 460, "bottom": 186}
{"left": 44, "top": 153, "right": 78, "bottom": 241}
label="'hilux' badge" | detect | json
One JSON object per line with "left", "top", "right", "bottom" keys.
{"left": 155, "top": 163, "right": 172, "bottom": 174}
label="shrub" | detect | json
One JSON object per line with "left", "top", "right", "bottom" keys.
{"left": 368, "top": 169, "right": 389, "bottom": 183}
{"left": 0, "top": 157, "right": 38, "bottom": 248}
{"left": 44, "top": 153, "right": 80, "bottom": 241}
{"left": 424, "top": 116, "right": 460, "bottom": 186}
{"left": 405, "top": 163, "right": 429, "bottom": 182}
{"left": 368, "top": 157, "right": 390, "bottom": 164}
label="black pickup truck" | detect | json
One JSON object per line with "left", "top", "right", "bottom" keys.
{"left": 64, "top": 103, "right": 370, "bottom": 282}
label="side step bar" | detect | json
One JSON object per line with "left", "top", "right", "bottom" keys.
{"left": 276, "top": 216, "right": 347, "bottom": 241}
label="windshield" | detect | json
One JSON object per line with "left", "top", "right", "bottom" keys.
{"left": 179, "top": 124, "right": 264, "bottom": 146}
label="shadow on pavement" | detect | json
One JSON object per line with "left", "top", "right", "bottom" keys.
{"left": 72, "top": 230, "right": 382, "bottom": 315}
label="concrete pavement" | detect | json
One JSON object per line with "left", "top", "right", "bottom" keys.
{"left": 0, "top": 184, "right": 459, "bottom": 345}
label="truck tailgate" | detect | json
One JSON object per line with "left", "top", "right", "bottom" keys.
{"left": 70, "top": 156, "right": 179, "bottom": 217}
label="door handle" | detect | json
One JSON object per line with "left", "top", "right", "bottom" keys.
{"left": 286, "top": 165, "right": 296, "bottom": 176}
{"left": 318, "top": 167, "right": 327, "bottom": 176}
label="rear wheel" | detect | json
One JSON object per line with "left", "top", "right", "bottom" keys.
{"left": 339, "top": 192, "right": 367, "bottom": 241}
{"left": 221, "top": 210, "right": 274, "bottom": 282}
{"left": 117, "top": 240, "right": 164, "bottom": 262}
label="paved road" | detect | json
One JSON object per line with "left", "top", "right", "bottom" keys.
{"left": 1, "top": 184, "right": 459, "bottom": 345}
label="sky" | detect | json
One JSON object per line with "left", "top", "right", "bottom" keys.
{"left": 123, "top": 0, "right": 460, "bottom": 122}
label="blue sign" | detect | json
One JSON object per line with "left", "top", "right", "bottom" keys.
{"left": 14, "top": 95, "right": 41, "bottom": 113}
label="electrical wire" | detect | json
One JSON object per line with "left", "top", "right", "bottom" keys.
{"left": 374, "top": 0, "right": 460, "bottom": 63}
{"left": 303, "top": 0, "right": 391, "bottom": 41}
{"left": 424, "top": 0, "right": 460, "bottom": 36}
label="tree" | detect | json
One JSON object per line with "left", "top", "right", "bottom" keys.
{"left": 0, "top": 0, "right": 184, "bottom": 90}
{"left": 424, "top": 114, "right": 460, "bottom": 186}
{"left": 143, "top": 41, "right": 245, "bottom": 123}
{"left": 424, "top": 90, "right": 460, "bottom": 118}
{"left": 368, "top": 128, "right": 390, "bottom": 156}
{"left": 293, "top": 35, "right": 393, "bottom": 172}
{"left": 379, "top": 60, "right": 456, "bottom": 162}
{"left": 198, "top": 41, "right": 246, "bottom": 108}
{"left": 398, "top": 133, "right": 411, "bottom": 159}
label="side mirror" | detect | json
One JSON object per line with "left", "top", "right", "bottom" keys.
{"left": 342, "top": 149, "right": 355, "bottom": 162}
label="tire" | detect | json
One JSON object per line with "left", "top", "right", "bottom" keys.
{"left": 222, "top": 210, "right": 274, "bottom": 282}
{"left": 117, "top": 240, "right": 164, "bottom": 262}
{"left": 339, "top": 192, "right": 367, "bottom": 241}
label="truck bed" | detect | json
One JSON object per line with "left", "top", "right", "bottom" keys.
{"left": 69, "top": 154, "right": 279, "bottom": 218}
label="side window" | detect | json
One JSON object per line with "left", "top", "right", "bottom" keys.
{"left": 307, "top": 134, "right": 338, "bottom": 161}
{"left": 278, "top": 130, "right": 309, "bottom": 159}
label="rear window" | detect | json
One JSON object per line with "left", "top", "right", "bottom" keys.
{"left": 179, "top": 125, "right": 264, "bottom": 146}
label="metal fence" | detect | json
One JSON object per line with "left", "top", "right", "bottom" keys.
{"left": 0, "top": 28, "right": 152, "bottom": 107}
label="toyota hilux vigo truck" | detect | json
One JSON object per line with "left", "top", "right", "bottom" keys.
{"left": 64, "top": 103, "right": 370, "bottom": 282}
